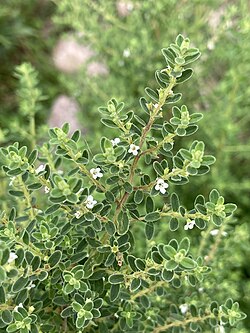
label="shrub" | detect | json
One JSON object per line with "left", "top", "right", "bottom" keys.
{"left": 0, "top": 35, "right": 246, "bottom": 333}
{"left": 53, "top": 2, "right": 250, "bottom": 326}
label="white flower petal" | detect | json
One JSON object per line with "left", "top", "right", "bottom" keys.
{"left": 179, "top": 304, "right": 188, "bottom": 314}
{"left": 8, "top": 252, "right": 18, "bottom": 263}
{"left": 44, "top": 186, "right": 50, "bottom": 194}
{"left": 35, "top": 164, "right": 45, "bottom": 174}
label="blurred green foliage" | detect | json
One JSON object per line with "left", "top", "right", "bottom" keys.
{"left": 0, "top": 0, "right": 249, "bottom": 330}
{"left": 0, "top": 0, "right": 60, "bottom": 144}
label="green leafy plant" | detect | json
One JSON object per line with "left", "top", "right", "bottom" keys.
{"left": 0, "top": 36, "right": 246, "bottom": 333}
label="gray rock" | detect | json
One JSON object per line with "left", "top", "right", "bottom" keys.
{"left": 52, "top": 36, "right": 94, "bottom": 74}
{"left": 49, "top": 95, "right": 81, "bottom": 133}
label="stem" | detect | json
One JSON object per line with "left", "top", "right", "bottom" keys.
{"left": 63, "top": 145, "right": 106, "bottom": 192}
{"left": 204, "top": 221, "right": 228, "bottom": 264}
{"left": 161, "top": 210, "right": 209, "bottom": 221}
{"left": 29, "top": 114, "right": 36, "bottom": 150}
{"left": 153, "top": 314, "right": 214, "bottom": 333}
{"left": 131, "top": 281, "right": 166, "bottom": 301}
{"left": 114, "top": 79, "right": 176, "bottom": 221}
{"left": 19, "top": 176, "right": 35, "bottom": 220}
{"left": 16, "top": 238, "right": 45, "bottom": 259}
{"left": 197, "top": 214, "right": 220, "bottom": 257}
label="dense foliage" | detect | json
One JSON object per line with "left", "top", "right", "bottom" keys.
{"left": 0, "top": 1, "right": 249, "bottom": 332}
{"left": 0, "top": 35, "right": 246, "bottom": 333}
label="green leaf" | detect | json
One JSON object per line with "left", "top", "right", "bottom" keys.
{"left": 108, "top": 274, "right": 124, "bottom": 285}
{"left": 195, "top": 218, "right": 206, "bottom": 230}
{"left": 27, "top": 183, "right": 42, "bottom": 190}
{"left": 145, "top": 212, "right": 160, "bottom": 222}
{"left": 170, "top": 193, "right": 180, "bottom": 212}
{"left": 153, "top": 161, "right": 164, "bottom": 176}
{"left": 178, "top": 238, "right": 190, "bottom": 253}
{"left": 12, "top": 276, "right": 29, "bottom": 293}
{"left": 105, "top": 191, "right": 115, "bottom": 203}
{"left": 165, "top": 93, "right": 182, "bottom": 104}
{"left": 76, "top": 316, "right": 85, "bottom": 329}
{"left": 117, "top": 212, "right": 130, "bottom": 235}
{"left": 184, "top": 52, "right": 201, "bottom": 65}
{"left": 212, "top": 214, "right": 222, "bottom": 226}
{"left": 28, "top": 150, "right": 38, "bottom": 164}
{"left": 224, "top": 203, "right": 237, "bottom": 215}
{"left": 38, "top": 271, "right": 48, "bottom": 281}
{"left": 7, "top": 324, "right": 18, "bottom": 333}
{"left": 180, "top": 257, "right": 196, "bottom": 269}
{"left": 71, "top": 130, "right": 81, "bottom": 142}
{"left": 48, "top": 250, "right": 62, "bottom": 267}
{"left": 179, "top": 149, "right": 192, "bottom": 161}
{"left": 164, "top": 260, "right": 178, "bottom": 271}
{"left": 105, "top": 220, "right": 116, "bottom": 236}
{"left": 169, "top": 217, "right": 179, "bottom": 231}
{"left": 176, "top": 68, "right": 193, "bottom": 83}
{"left": 139, "top": 97, "right": 149, "bottom": 114}
{"left": 0, "top": 266, "right": 7, "bottom": 282}
{"left": 135, "top": 258, "right": 146, "bottom": 271}
{"left": 163, "top": 245, "right": 177, "bottom": 259}
{"left": 2, "top": 310, "right": 12, "bottom": 324}
{"left": 0, "top": 286, "right": 6, "bottom": 303}
{"left": 134, "top": 190, "right": 144, "bottom": 204}
{"left": 146, "top": 196, "right": 154, "bottom": 213}
{"left": 145, "top": 223, "right": 154, "bottom": 240}
{"left": 161, "top": 269, "right": 174, "bottom": 282}
{"left": 8, "top": 190, "right": 24, "bottom": 197}
{"left": 190, "top": 113, "right": 203, "bottom": 123}
{"left": 1, "top": 248, "right": 10, "bottom": 266}
{"left": 61, "top": 306, "right": 73, "bottom": 318}
{"left": 130, "top": 278, "right": 141, "bottom": 292}
{"left": 124, "top": 182, "right": 133, "bottom": 193}
{"left": 110, "top": 284, "right": 120, "bottom": 302}
{"left": 202, "top": 155, "right": 216, "bottom": 165}
{"left": 162, "top": 48, "right": 175, "bottom": 64}
{"left": 101, "top": 118, "right": 117, "bottom": 128}
{"left": 145, "top": 87, "right": 158, "bottom": 102}
{"left": 62, "top": 122, "right": 70, "bottom": 134}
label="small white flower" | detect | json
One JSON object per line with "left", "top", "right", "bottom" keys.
{"left": 8, "top": 252, "right": 18, "bottom": 264}
{"left": 58, "top": 169, "right": 64, "bottom": 175}
{"left": 14, "top": 303, "right": 23, "bottom": 311}
{"left": 111, "top": 138, "right": 121, "bottom": 146}
{"left": 35, "top": 164, "right": 45, "bottom": 174}
{"left": 34, "top": 209, "right": 43, "bottom": 214}
{"left": 210, "top": 229, "right": 219, "bottom": 236}
{"left": 75, "top": 211, "right": 82, "bottom": 219}
{"left": 128, "top": 144, "right": 140, "bottom": 156}
{"left": 155, "top": 178, "right": 169, "bottom": 194}
{"left": 184, "top": 220, "right": 195, "bottom": 230}
{"left": 90, "top": 167, "right": 103, "bottom": 179}
{"left": 179, "top": 304, "right": 188, "bottom": 314}
{"left": 210, "top": 229, "right": 228, "bottom": 237}
{"left": 153, "top": 103, "right": 162, "bottom": 111}
{"left": 123, "top": 48, "right": 131, "bottom": 58}
{"left": 9, "top": 177, "right": 16, "bottom": 186}
{"left": 215, "top": 325, "right": 225, "bottom": 333}
{"left": 27, "top": 283, "right": 35, "bottom": 290}
{"left": 44, "top": 186, "right": 50, "bottom": 194}
{"left": 85, "top": 195, "right": 97, "bottom": 209}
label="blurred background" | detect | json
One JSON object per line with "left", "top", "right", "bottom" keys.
{"left": 0, "top": 0, "right": 249, "bottom": 330}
